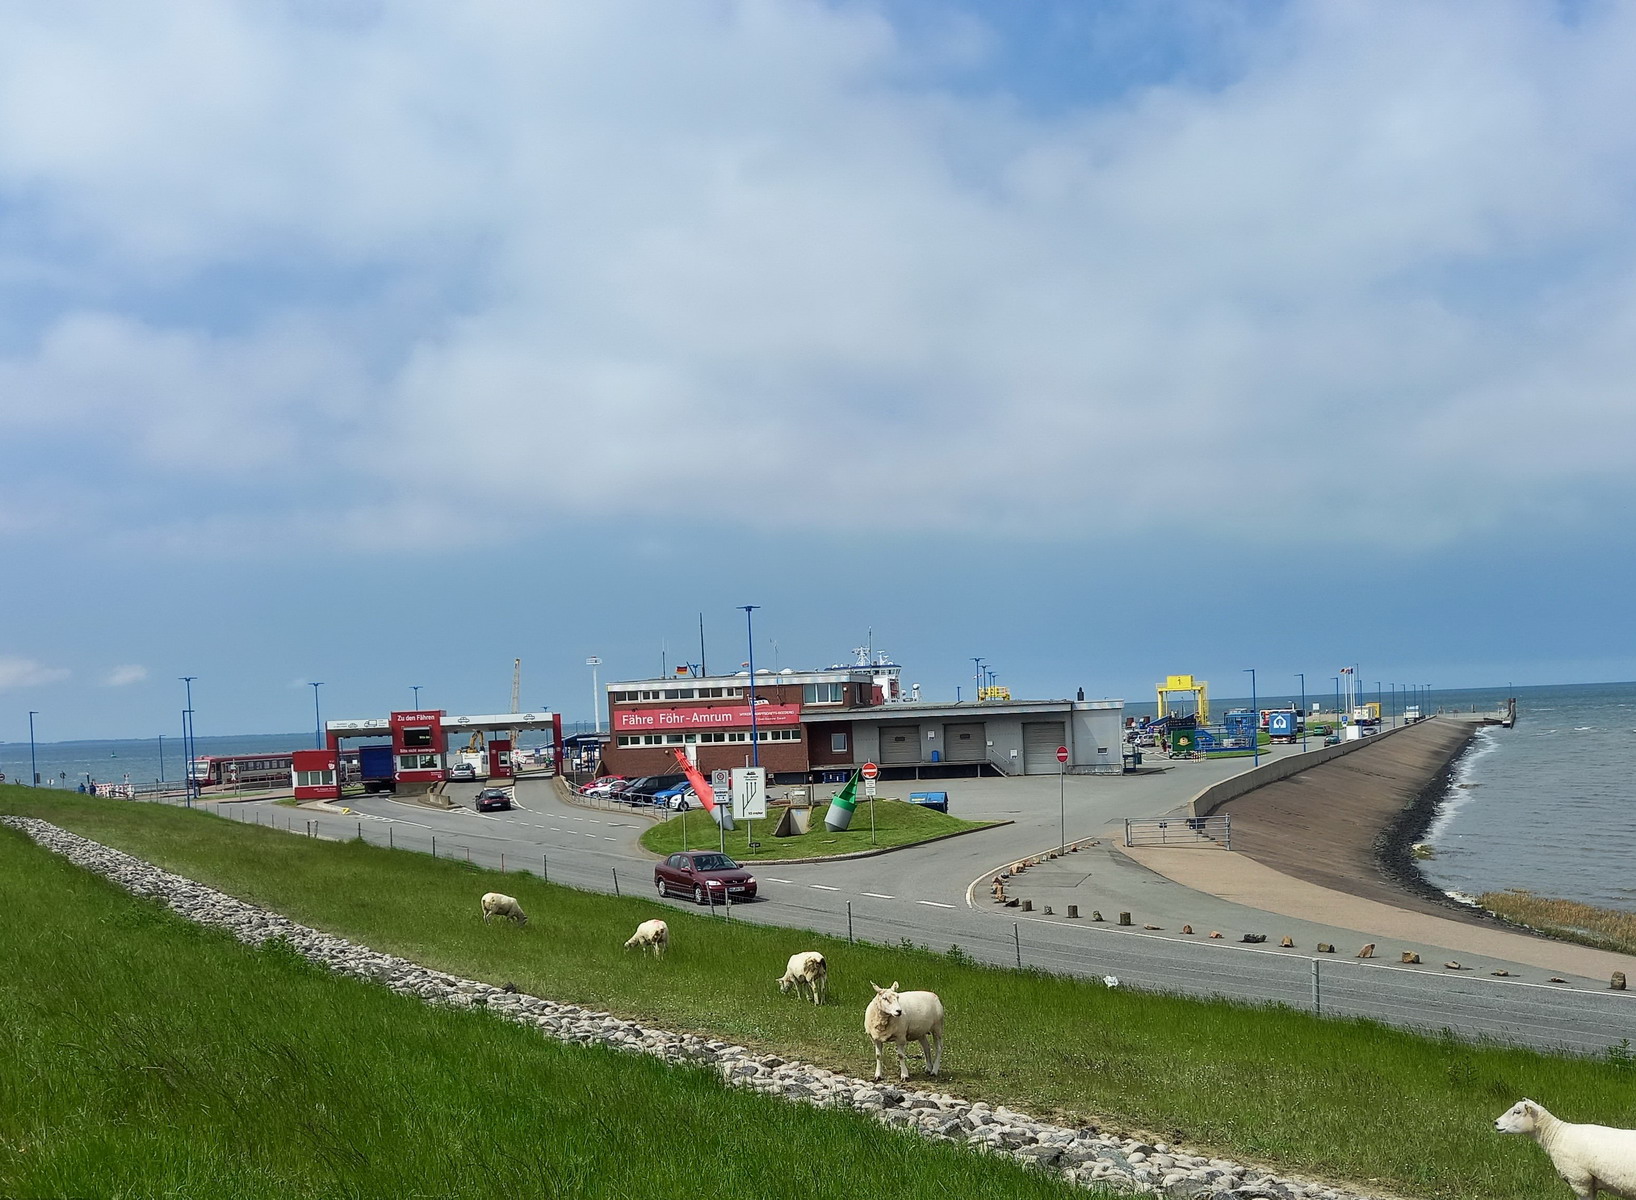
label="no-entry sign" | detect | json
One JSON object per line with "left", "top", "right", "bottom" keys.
{"left": 861, "top": 761, "right": 879, "bottom": 780}
{"left": 1056, "top": 746, "right": 1069, "bottom": 764}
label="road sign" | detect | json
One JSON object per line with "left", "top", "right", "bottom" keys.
{"left": 861, "top": 761, "right": 879, "bottom": 780}
{"left": 711, "top": 768, "right": 731, "bottom": 795}
{"left": 864, "top": 778, "right": 877, "bottom": 798}
{"left": 732, "top": 767, "right": 767, "bottom": 819}
{"left": 1056, "top": 746, "right": 1069, "bottom": 764}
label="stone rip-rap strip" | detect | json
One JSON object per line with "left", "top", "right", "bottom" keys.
{"left": 2, "top": 816, "right": 1398, "bottom": 1200}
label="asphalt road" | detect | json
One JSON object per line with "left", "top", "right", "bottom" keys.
{"left": 215, "top": 763, "right": 1634, "bottom": 1057}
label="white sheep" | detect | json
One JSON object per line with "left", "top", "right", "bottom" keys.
{"left": 1495, "top": 1098, "right": 1636, "bottom": 1199}
{"left": 480, "top": 892, "right": 528, "bottom": 925}
{"left": 864, "top": 980, "right": 944, "bottom": 1082}
{"left": 624, "top": 918, "right": 669, "bottom": 956}
{"left": 777, "top": 951, "right": 828, "bottom": 1004}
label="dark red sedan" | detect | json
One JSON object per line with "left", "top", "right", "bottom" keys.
{"left": 654, "top": 852, "right": 758, "bottom": 904}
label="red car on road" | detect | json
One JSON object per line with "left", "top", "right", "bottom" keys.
{"left": 654, "top": 852, "right": 757, "bottom": 904}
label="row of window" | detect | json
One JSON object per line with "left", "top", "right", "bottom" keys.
{"left": 398, "top": 753, "right": 442, "bottom": 770}
{"left": 617, "top": 728, "right": 803, "bottom": 747}
{"left": 803, "top": 683, "right": 847, "bottom": 704}
{"left": 610, "top": 686, "right": 744, "bottom": 702}
{"left": 294, "top": 770, "right": 335, "bottom": 788}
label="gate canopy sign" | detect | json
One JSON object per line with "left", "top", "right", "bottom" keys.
{"left": 614, "top": 704, "right": 800, "bottom": 731}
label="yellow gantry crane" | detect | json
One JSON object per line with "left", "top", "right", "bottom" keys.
{"left": 1157, "top": 674, "right": 1209, "bottom": 724}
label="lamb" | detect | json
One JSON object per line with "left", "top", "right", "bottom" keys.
{"left": 864, "top": 980, "right": 944, "bottom": 1082}
{"left": 1495, "top": 1098, "right": 1636, "bottom": 1199}
{"left": 480, "top": 892, "right": 527, "bottom": 925}
{"left": 777, "top": 951, "right": 828, "bottom": 1004}
{"left": 624, "top": 918, "right": 669, "bottom": 956}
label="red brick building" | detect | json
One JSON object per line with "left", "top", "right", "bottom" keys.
{"left": 601, "top": 667, "right": 886, "bottom": 780}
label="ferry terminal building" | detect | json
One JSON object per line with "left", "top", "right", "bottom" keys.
{"left": 599, "top": 661, "right": 1124, "bottom": 782}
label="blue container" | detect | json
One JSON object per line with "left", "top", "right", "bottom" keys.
{"left": 908, "top": 791, "right": 948, "bottom": 813}
{"left": 1268, "top": 711, "right": 1297, "bottom": 738}
{"left": 929, "top": 750, "right": 940, "bottom": 763}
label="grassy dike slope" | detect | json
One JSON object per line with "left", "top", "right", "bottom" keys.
{"left": 5, "top": 790, "right": 1629, "bottom": 1200}
{"left": 0, "top": 822, "right": 1087, "bottom": 1200}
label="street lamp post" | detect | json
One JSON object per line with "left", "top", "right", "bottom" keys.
{"left": 1244, "top": 670, "right": 1258, "bottom": 766}
{"left": 585, "top": 658, "right": 602, "bottom": 734}
{"left": 180, "top": 677, "right": 197, "bottom": 806}
{"left": 1296, "top": 673, "right": 1306, "bottom": 750}
{"left": 311, "top": 682, "right": 324, "bottom": 750}
{"left": 971, "top": 657, "right": 983, "bottom": 701}
{"left": 1332, "top": 676, "right": 1340, "bottom": 723}
{"left": 28, "top": 710, "right": 38, "bottom": 786}
{"left": 740, "top": 607, "right": 761, "bottom": 767}
{"left": 411, "top": 685, "right": 421, "bottom": 709}
{"left": 158, "top": 733, "right": 165, "bottom": 784}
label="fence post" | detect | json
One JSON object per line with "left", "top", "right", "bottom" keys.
{"left": 1014, "top": 922, "right": 1022, "bottom": 969}
{"left": 389, "top": 825, "right": 393, "bottom": 849}
{"left": 543, "top": 854, "right": 548, "bottom": 882}
{"left": 1124, "top": 817, "right": 1131, "bottom": 847}
{"left": 1311, "top": 957, "right": 1321, "bottom": 1015}
{"left": 501, "top": 852, "right": 505, "bottom": 872}
{"left": 612, "top": 868, "right": 620, "bottom": 897}
{"left": 847, "top": 901, "right": 854, "bottom": 944}
{"left": 1225, "top": 813, "right": 1232, "bottom": 851}
{"left": 357, "top": 820, "right": 362, "bottom": 841}
{"left": 432, "top": 835, "right": 436, "bottom": 858}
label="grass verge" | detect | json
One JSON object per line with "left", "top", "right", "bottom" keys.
{"left": 1480, "top": 889, "right": 1636, "bottom": 957}
{"left": 0, "top": 824, "right": 1084, "bottom": 1200}
{"left": 5, "top": 790, "right": 1632, "bottom": 1200}
{"left": 639, "top": 797, "right": 997, "bottom": 860}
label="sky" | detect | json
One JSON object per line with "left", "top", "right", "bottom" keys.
{"left": 4, "top": 0, "right": 1636, "bottom": 743}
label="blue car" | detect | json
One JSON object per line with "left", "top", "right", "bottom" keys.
{"left": 652, "top": 779, "right": 697, "bottom": 810}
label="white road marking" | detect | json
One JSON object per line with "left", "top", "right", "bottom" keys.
{"left": 767, "top": 878, "right": 796, "bottom": 884}
{"left": 916, "top": 900, "right": 956, "bottom": 909}
{"left": 601, "top": 836, "right": 617, "bottom": 841}
{"left": 809, "top": 884, "right": 840, "bottom": 891}
{"left": 860, "top": 892, "right": 895, "bottom": 899}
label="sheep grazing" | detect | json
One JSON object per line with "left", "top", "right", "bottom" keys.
{"left": 864, "top": 980, "right": 944, "bottom": 1082}
{"left": 480, "top": 892, "right": 528, "bottom": 926}
{"left": 1495, "top": 1098, "right": 1636, "bottom": 1199}
{"left": 624, "top": 918, "right": 669, "bottom": 956}
{"left": 777, "top": 951, "right": 828, "bottom": 1004}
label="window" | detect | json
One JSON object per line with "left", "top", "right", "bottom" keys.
{"left": 664, "top": 734, "right": 685, "bottom": 744}
{"left": 617, "top": 735, "right": 638, "bottom": 747}
{"left": 641, "top": 734, "right": 665, "bottom": 746}
{"left": 401, "top": 726, "right": 434, "bottom": 749}
{"left": 831, "top": 731, "right": 848, "bottom": 753}
{"left": 758, "top": 728, "right": 800, "bottom": 742}
{"left": 639, "top": 689, "right": 661, "bottom": 700}
{"left": 397, "top": 753, "right": 439, "bottom": 771}
{"left": 663, "top": 688, "right": 696, "bottom": 700}
{"left": 612, "top": 691, "right": 639, "bottom": 703}
{"left": 294, "top": 769, "right": 334, "bottom": 788}
{"left": 697, "top": 732, "right": 727, "bottom": 744}
{"left": 699, "top": 687, "right": 724, "bottom": 698}
{"left": 725, "top": 731, "right": 749, "bottom": 743}
{"left": 804, "top": 682, "right": 845, "bottom": 704}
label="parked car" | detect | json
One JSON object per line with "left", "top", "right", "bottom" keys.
{"left": 475, "top": 787, "right": 513, "bottom": 812}
{"left": 581, "top": 775, "right": 627, "bottom": 797}
{"left": 449, "top": 762, "right": 478, "bottom": 782}
{"left": 653, "top": 779, "right": 696, "bottom": 809}
{"left": 624, "top": 773, "right": 687, "bottom": 804}
{"left": 654, "top": 852, "right": 757, "bottom": 904}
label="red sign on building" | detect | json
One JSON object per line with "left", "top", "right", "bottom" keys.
{"left": 613, "top": 704, "right": 801, "bottom": 732}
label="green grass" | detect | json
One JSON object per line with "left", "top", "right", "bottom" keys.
{"left": 0, "top": 822, "right": 1085, "bottom": 1200}
{"left": 1480, "top": 889, "right": 1636, "bottom": 957}
{"left": 639, "top": 797, "right": 997, "bottom": 860}
{"left": 5, "top": 790, "right": 1632, "bottom": 1200}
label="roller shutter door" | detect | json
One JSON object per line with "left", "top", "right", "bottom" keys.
{"left": 944, "top": 723, "right": 986, "bottom": 762}
{"left": 878, "top": 724, "right": 920, "bottom": 764}
{"left": 1023, "top": 721, "right": 1066, "bottom": 774}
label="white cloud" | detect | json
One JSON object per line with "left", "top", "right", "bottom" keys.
{"left": 2, "top": 2, "right": 1636, "bottom": 553}
{"left": 0, "top": 657, "right": 70, "bottom": 690}
{"left": 104, "top": 665, "right": 148, "bottom": 687}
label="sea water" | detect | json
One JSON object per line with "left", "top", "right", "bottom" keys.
{"left": 1415, "top": 680, "right": 1636, "bottom": 915}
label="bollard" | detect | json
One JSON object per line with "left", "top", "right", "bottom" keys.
{"left": 357, "top": 821, "right": 362, "bottom": 840}
{"left": 1613, "top": 971, "right": 1627, "bottom": 991}
{"left": 1067, "top": 905, "right": 1079, "bottom": 919}
{"left": 389, "top": 826, "right": 393, "bottom": 849}
{"left": 432, "top": 835, "right": 437, "bottom": 858}
{"left": 1022, "top": 899, "right": 1033, "bottom": 912}
{"left": 543, "top": 854, "right": 548, "bottom": 882}
{"left": 847, "top": 900, "right": 854, "bottom": 945}
{"left": 1013, "top": 923, "right": 1022, "bottom": 969}
{"left": 1117, "top": 911, "right": 1132, "bottom": 926}
{"left": 612, "top": 868, "right": 620, "bottom": 897}
{"left": 501, "top": 852, "right": 505, "bottom": 872}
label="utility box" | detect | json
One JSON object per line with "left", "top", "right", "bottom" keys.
{"left": 908, "top": 791, "right": 948, "bottom": 813}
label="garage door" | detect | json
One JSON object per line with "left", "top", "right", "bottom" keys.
{"left": 944, "top": 722, "right": 986, "bottom": 762}
{"left": 878, "top": 724, "right": 921, "bottom": 764}
{"left": 1023, "top": 721, "right": 1066, "bottom": 774}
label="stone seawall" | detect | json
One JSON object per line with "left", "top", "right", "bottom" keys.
{"left": 1195, "top": 719, "right": 1483, "bottom": 921}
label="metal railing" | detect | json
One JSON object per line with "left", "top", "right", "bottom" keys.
{"left": 1125, "top": 814, "right": 1230, "bottom": 849}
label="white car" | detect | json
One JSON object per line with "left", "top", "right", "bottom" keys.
{"left": 448, "top": 763, "right": 478, "bottom": 782}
